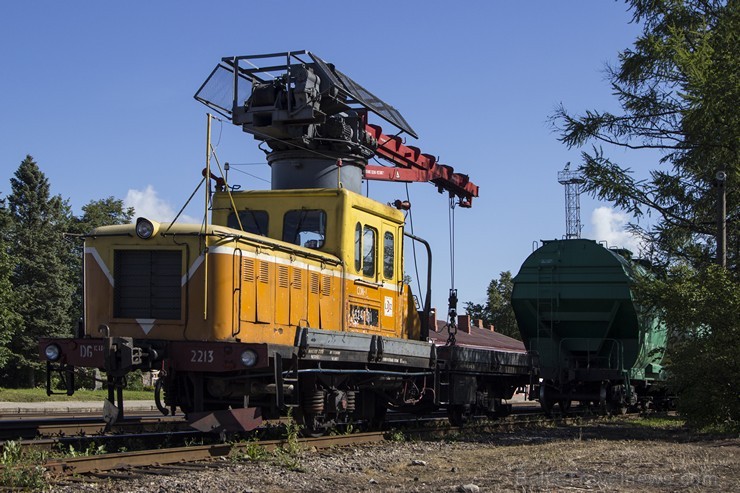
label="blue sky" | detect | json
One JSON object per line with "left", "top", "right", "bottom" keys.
{"left": 1, "top": 1, "right": 652, "bottom": 313}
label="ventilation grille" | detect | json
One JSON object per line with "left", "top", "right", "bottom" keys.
{"left": 292, "top": 269, "right": 302, "bottom": 290}
{"left": 259, "top": 261, "right": 270, "bottom": 284}
{"left": 310, "top": 272, "right": 320, "bottom": 294}
{"left": 242, "top": 258, "right": 255, "bottom": 282}
{"left": 321, "top": 275, "right": 332, "bottom": 297}
{"left": 278, "top": 265, "right": 289, "bottom": 288}
{"left": 114, "top": 250, "right": 181, "bottom": 320}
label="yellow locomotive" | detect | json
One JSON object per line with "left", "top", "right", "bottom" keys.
{"left": 41, "top": 52, "right": 528, "bottom": 432}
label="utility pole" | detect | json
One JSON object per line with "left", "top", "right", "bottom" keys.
{"left": 715, "top": 170, "right": 727, "bottom": 268}
{"left": 558, "top": 162, "right": 585, "bottom": 239}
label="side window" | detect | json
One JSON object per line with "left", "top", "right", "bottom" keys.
{"left": 283, "top": 210, "right": 326, "bottom": 249}
{"left": 227, "top": 210, "right": 268, "bottom": 236}
{"left": 362, "top": 226, "right": 376, "bottom": 277}
{"left": 383, "top": 231, "right": 394, "bottom": 279}
{"left": 354, "top": 223, "right": 362, "bottom": 271}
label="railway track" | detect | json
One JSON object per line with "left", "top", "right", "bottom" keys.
{"left": 0, "top": 407, "right": 617, "bottom": 489}
{"left": 0, "top": 414, "right": 187, "bottom": 442}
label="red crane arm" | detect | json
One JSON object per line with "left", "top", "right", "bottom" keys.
{"left": 363, "top": 124, "right": 478, "bottom": 207}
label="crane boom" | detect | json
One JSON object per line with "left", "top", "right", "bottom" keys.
{"left": 194, "top": 51, "right": 479, "bottom": 206}
{"left": 364, "top": 124, "right": 478, "bottom": 207}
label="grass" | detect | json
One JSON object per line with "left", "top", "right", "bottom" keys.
{"left": 629, "top": 414, "right": 685, "bottom": 429}
{"left": 628, "top": 414, "right": 739, "bottom": 434}
{"left": 0, "top": 387, "right": 153, "bottom": 402}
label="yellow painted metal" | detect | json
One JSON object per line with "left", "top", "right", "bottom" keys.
{"left": 83, "top": 188, "right": 421, "bottom": 344}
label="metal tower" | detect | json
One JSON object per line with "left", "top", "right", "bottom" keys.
{"left": 558, "top": 162, "right": 585, "bottom": 239}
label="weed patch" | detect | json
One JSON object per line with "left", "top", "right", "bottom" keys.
{"left": 1, "top": 440, "right": 49, "bottom": 490}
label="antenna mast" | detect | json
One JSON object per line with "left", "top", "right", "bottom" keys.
{"left": 557, "top": 162, "right": 585, "bottom": 239}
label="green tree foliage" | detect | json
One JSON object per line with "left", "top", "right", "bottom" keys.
{"left": 639, "top": 265, "right": 739, "bottom": 429}
{"left": 4, "top": 156, "right": 76, "bottom": 387}
{"left": 73, "top": 197, "right": 135, "bottom": 233}
{"left": 67, "top": 197, "right": 135, "bottom": 325}
{"left": 0, "top": 201, "right": 23, "bottom": 369}
{"left": 0, "top": 157, "right": 133, "bottom": 388}
{"left": 553, "top": 0, "right": 738, "bottom": 270}
{"left": 553, "top": 0, "right": 738, "bottom": 428}
{"left": 464, "top": 271, "right": 521, "bottom": 340}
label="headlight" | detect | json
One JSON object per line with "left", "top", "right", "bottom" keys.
{"left": 45, "top": 344, "right": 61, "bottom": 361}
{"left": 136, "top": 217, "right": 155, "bottom": 239}
{"left": 240, "top": 349, "right": 258, "bottom": 367}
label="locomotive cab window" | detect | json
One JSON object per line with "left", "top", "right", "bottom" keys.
{"left": 354, "top": 223, "right": 377, "bottom": 278}
{"left": 354, "top": 223, "right": 362, "bottom": 271}
{"left": 383, "top": 231, "right": 394, "bottom": 279}
{"left": 363, "top": 226, "right": 376, "bottom": 277}
{"left": 227, "top": 210, "right": 268, "bottom": 236}
{"left": 283, "top": 209, "right": 326, "bottom": 249}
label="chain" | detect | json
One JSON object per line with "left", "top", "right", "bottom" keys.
{"left": 446, "top": 197, "right": 458, "bottom": 346}
{"left": 446, "top": 288, "right": 458, "bottom": 346}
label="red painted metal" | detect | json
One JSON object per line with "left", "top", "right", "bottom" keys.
{"left": 169, "top": 341, "right": 269, "bottom": 372}
{"left": 188, "top": 406, "right": 263, "bottom": 433}
{"left": 39, "top": 338, "right": 270, "bottom": 372}
{"left": 364, "top": 124, "right": 478, "bottom": 207}
{"left": 40, "top": 338, "right": 106, "bottom": 368}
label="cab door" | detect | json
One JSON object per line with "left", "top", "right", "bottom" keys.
{"left": 379, "top": 223, "right": 402, "bottom": 335}
{"left": 347, "top": 221, "right": 384, "bottom": 334}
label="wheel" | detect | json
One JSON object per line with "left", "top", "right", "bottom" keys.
{"left": 297, "top": 411, "right": 328, "bottom": 437}
{"left": 447, "top": 404, "right": 470, "bottom": 427}
{"left": 356, "top": 391, "right": 388, "bottom": 431}
{"left": 369, "top": 400, "right": 388, "bottom": 430}
{"left": 539, "top": 385, "right": 555, "bottom": 417}
{"left": 558, "top": 399, "right": 572, "bottom": 413}
{"left": 487, "top": 399, "right": 512, "bottom": 419}
{"left": 603, "top": 401, "right": 628, "bottom": 416}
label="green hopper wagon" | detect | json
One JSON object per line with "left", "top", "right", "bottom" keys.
{"left": 512, "top": 239, "right": 668, "bottom": 413}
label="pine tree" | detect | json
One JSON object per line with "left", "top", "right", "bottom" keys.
{"left": 5, "top": 156, "right": 75, "bottom": 387}
{"left": 0, "top": 200, "right": 22, "bottom": 370}
{"left": 553, "top": 0, "right": 738, "bottom": 429}
{"left": 67, "top": 197, "right": 134, "bottom": 326}
{"left": 464, "top": 271, "right": 520, "bottom": 341}
{"left": 553, "top": 0, "right": 738, "bottom": 272}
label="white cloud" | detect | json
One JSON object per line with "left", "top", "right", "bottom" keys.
{"left": 124, "top": 186, "right": 200, "bottom": 224}
{"left": 590, "top": 207, "right": 645, "bottom": 254}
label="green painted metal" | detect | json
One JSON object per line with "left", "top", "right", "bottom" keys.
{"left": 511, "top": 239, "right": 667, "bottom": 383}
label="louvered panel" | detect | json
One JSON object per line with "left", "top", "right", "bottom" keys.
{"left": 275, "top": 264, "right": 289, "bottom": 325}
{"left": 242, "top": 258, "right": 255, "bottom": 282}
{"left": 308, "top": 271, "right": 320, "bottom": 327}
{"left": 319, "top": 273, "right": 336, "bottom": 330}
{"left": 321, "top": 275, "right": 332, "bottom": 297}
{"left": 290, "top": 267, "right": 306, "bottom": 326}
{"left": 114, "top": 250, "right": 182, "bottom": 320}
{"left": 239, "top": 257, "right": 256, "bottom": 323}
{"left": 256, "top": 260, "right": 273, "bottom": 323}
{"left": 292, "top": 268, "right": 302, "bottom": 290}
{"left": 278, "top": 265, "right": 289, "bottom": 288}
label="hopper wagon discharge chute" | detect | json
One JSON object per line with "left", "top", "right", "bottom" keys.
{"left": 40, "top": 51, "right": 531, "bottom": 434}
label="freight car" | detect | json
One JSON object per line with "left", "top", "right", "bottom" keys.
{"left": 511, "top": 239, "right": 669, "bottom": 414}
{"left": 39, "top": 51, "right": 530, "bottom": 434}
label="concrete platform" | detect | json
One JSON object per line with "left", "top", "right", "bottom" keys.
{"left": 0, "top": 400, "right": 159, "bottom": 417}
